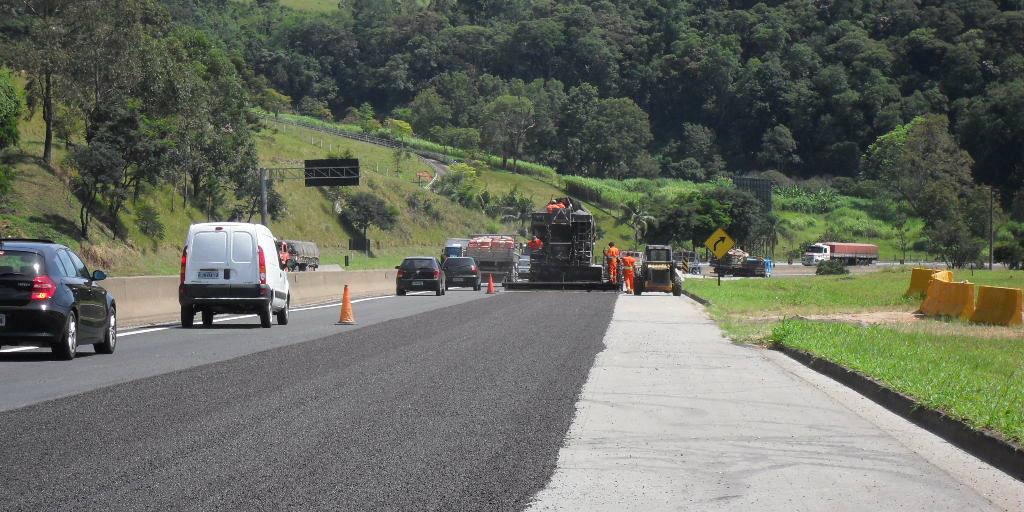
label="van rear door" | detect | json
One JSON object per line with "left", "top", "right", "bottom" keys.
{"left": 186, "top": 228, "right": 229, "bottom": 284}
{"left": 227, "top": 229, "right": 259, "bottom": 285}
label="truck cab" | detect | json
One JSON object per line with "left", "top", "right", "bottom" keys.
{"left": 802, "top": 243, "right": 830, "bottom": 266}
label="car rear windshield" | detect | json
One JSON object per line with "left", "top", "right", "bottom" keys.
{"left": 401, "top": 258, "right": 436, "bottom": 270}
{"left": 0, "top": 250, "right": 45, "bottom": 276}
{"left": 443, "top": 258, "right": 475, "bottom": 270}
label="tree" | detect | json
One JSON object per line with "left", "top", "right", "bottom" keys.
{"left": 386, "top": 118, "right": 413, "bottom": 176}
{"left": 483, "top": 95, "right": 534, "bottom": 171}
{"left": 260, "top": 88, "right": 292, "bottom": 119}
{"left": 756, "top": 125, "right": 800, "bottom": 172}
{"left": 67, "top": 141, "right": 121, "bottom": 238}
{"left": 339, "top": 191, "right": 398, "bottom": 255}
{"left": 863, "top": 115, "right": 987, "bottom": 267}
{"left": 617, "top": 201, "right": 656, "bottom": 250}
{"left": 408, "top": 88, "right": 451, "bottom": 135}
{"left": 578, "top": 97, "right": 653, "bottom": 178}
{"left": 0, "top": 68, "right": 21, "bottom": 150}
{"left": 7, "top": 0, "right": 76, "bottom": 164}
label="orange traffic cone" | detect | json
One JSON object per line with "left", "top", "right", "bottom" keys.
{"left": 336, "top": 285, "right": 356, "bottom": 325}
{"left": 486, "top": 273, "right": 496, "bottom": 294}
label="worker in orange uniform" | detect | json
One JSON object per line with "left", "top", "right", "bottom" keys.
{"left": 604, "top": 242, "right": 620, "bottom": 284}
{"left": 527, "top": 235, "right": 543, "bottom": 255}
{"left": 546, "top": 199, "right": 565, "bottom": 214}
{"left": 621, "top": 253, "right": 636, "bottom": 293}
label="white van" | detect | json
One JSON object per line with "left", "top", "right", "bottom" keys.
{"left": 178, "top": 223, "right": 290, "bottom": 328}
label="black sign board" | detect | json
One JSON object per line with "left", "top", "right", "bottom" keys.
{"left": 735, "top": 177, "right": 773, "bottom": 211}
{"left": 304, "top": 158, "right": 360, "bottom": 187}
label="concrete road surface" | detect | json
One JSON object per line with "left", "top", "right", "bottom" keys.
{"left": 528, "top": 295, "right": 1024, "bottom": 511}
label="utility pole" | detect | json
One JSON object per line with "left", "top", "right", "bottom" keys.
{"left": 989, "top": 186, "right": 994, "bottom": 270}
{"left": 260, "top": 167, "right": 269, "bottom": 227}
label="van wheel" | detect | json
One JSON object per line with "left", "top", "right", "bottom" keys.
{"left": 52, "top": 312, "right": 78, "bottom": 360}
{"left": 276, "top": 298, "right": 290, "bottom": 325}
{"left": 259, "top": 301, "right": 272, "bottom": 328}
{"left": 181, "top": 306, "right": 194, "bottom": 328}
{"left": 202, "top": 309, "right": 214, "bottom": 327}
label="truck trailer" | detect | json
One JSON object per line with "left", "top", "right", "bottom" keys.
{"left": 802, "top": 242, "right": 879, "bottom": 266}
{"left": 465, "top": 234, "right": 519, "bottom": 283}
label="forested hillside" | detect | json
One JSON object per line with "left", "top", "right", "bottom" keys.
{"left": 156, "top": 0, "right": 1023, "bottom": 197}
{"left": 1, "top": 0, "right": 1022, "bottom": 269}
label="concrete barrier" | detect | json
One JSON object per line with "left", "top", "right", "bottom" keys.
{"left": 906, "top": 268, "right": 947, "bottom": 296}
{"left": 920, "top": 280, "right": 975, "bottom": 320}
{"left": 970, "top": 286, "right": 1023, "bottom": 327}
{"left": 103, "top": 270, "right": 396, "bottom": 328}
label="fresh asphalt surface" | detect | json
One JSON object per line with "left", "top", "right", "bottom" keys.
{"left": 0, "top": 290, "right": 617, "bottom": 511}
{"left": 0, "top": 289, "right": 486, "bottom": 412}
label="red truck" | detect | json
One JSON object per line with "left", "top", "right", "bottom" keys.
{"left": 802, "top": 242, "right": 879, "bottom": 266}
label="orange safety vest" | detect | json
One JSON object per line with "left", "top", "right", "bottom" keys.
{"left": 528, "top": 238, "right": 543, "bottom": 251}
{"left": 622, "top": 256, "right": 636, "bottom": 274}
{"left": 606, "top": 247, "right": 620, "bottom": 259}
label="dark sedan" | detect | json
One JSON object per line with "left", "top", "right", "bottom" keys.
{"left": 0, "top": 239, "right": 116, "bottom": 360}
{"left": 396, "top": 257, "right": 445, "bottom": 296}
{"left": 442, "top": 257, "right": 481, "bottom": 291}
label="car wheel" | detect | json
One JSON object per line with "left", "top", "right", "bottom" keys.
{"left": 52, "top": 311, "right": 78, "bottom": 361}
{"left": 95, "top": 308, "right": 117, "bottom": 354}
{"left": 202, "top": 309, "right": 214, "bottom": 327}
{"left": 181, "top": 305, "right": 194, "bottom": 328}
{"left": 259, "top": 300, "right": 272, "bottom": 328}
{"left": 276, "top": 298, "right": 290, "bottom": 325}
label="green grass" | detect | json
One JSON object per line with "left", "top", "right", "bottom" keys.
{"left": 684, "top": 268, "right": 1024, "bottom": 444}
{"left": 771, "top": 320, "right": 1024, "bottom": 443}
{"left": 687, "top": 268, "right": 1024, "bottom": 339}
{"left": 4, "top": 96, "right": 501, "bottom": 275}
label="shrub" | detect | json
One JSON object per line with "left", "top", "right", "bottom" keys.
{"left": 135, "top": 204, "right": 165, "bottom": 241}
{"left": 816, "top": 259, "right": 849, "bottom": 275}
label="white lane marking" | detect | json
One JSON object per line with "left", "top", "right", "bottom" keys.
{"left": 0, "top": 345, "right": 40, "bottom": 353}
{"left": 118, "top": 292, "right": 431, "bottom": 338}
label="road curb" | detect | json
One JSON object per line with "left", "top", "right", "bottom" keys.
{"left": 775, "top": 344, "right": 1024, "bottom": 482}
{"left": 681, "top": 289, "right": 710, "bottom": 306}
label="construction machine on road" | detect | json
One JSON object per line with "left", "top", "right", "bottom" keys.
{"left": 505, "top": 198, "right": 619, "bottom": 291}
{"left": 634, "top": 245, "right": 684, "bottom": 296}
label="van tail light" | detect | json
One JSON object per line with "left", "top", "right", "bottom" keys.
{"left": 258, "top": 246, "right": 267, "bottom": 284}
{"left": 433, "top": 269, "right": 440, "bottom": 279}
{"left": 397, "top": 269, "right": 405, "bottom": 278}
{"left": 179, "top": 246, "right": 188, "bottom": 284}
{"left": 31, "top": 275, "right": 57, "bottom": 301}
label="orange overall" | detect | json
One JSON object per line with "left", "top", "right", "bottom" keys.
{"left": 606, "top": 246, "right": 620, "bottom": 283}
{"left": 621, "top": 255, "right": 636, "bottom": 293}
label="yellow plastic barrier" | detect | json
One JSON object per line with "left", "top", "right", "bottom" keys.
{"left": 970, "top": 286, "right": 1024, "bottom": 327}
{"left": 906, "top": 268, "right": 948, "bottom": 296}
{"left": 920, "top": 280, "right": 975, "bottom": 320}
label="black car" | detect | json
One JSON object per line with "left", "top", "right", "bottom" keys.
{"left": 442, "top": 257, "right": 481, "bottom": 291}
{"left": 0, "top": 239, "right": 116, "bottom": 360}
{"left": 396, "top": 257, "right": 445, "bottom": 296}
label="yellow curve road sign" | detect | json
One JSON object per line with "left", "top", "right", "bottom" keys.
{"left": 704, "top": 228, "right": 735, "bottom": 260}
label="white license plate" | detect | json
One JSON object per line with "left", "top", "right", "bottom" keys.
{"left": 198, "top": 271, "right": 220, "bottom": 279}
{"left": 412, "top": 281, "right": 424, "bottom": 286}
{"left": 0, "top": 313, "right": 5, "bottom": 327}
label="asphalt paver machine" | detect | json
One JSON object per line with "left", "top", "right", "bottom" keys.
{"left": 505, "top": 197, "right": 620, "bottom": 291}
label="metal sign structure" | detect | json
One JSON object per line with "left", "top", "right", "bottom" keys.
{"left": 304, "top": 158, "right": 360, "bottom": 187}
{"left": 735, "top": 177, "right": 773, "bottom": 211}
{"left": 258, "top": 159, "right": 361, "bottom": 226}
{"left": 704, "top": 228, "right": 736, "bottom": 260}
